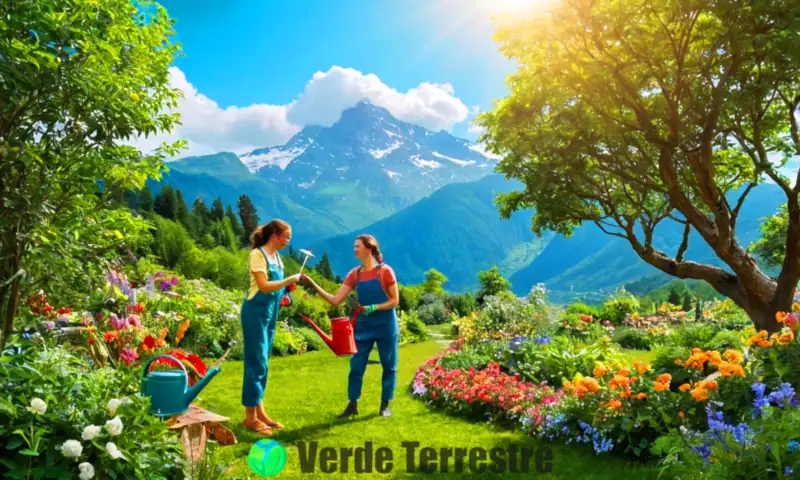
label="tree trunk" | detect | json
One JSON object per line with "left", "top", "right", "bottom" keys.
{"left": 0, "top": 249, "right": 23, "bottom": 353}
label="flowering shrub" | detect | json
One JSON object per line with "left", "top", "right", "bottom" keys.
{"left": 654, "top": 387, "right": 800, "bottom": 479}
{"left": 462, "top": 288, "right": 555, "bottom": 342}
{"left": 411, "top": 340, "right": 562, "bottom": 427}
{"left": 557, "top": 312, "right": 613, "bottom": 342}
{"left": 748, "top": 305, "right": 800, "bottom": 389}
{"left": 0, "top": 342, "right": 183, "bottom": 479}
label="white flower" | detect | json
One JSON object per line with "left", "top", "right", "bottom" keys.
{"left": 27, "top": 398, "right": 47, "bottom": 415}
{"left": 106, "top": 442, "right": 124, "bottom": 459}
{"left": 105, "top": 416, "right": 123, "bottom": 436}
{"left": 82, "top": 425, "right": 101, "bottom": 441}
{"left": 107, "top": 398, "right": 122, "bottom": 415}
{"left": 78, "top": 462, "right": 95, "bottom": 480}
{"left": 61, "top": 439, "right": 83, "bottom": 458}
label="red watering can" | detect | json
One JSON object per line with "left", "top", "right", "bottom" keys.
{"left": 298, "top": 307, "right": 362, "bottom": 357}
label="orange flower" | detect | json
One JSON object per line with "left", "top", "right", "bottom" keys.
{"left": 593, "top": 364, "right": 608, "bottom": 377}
{"left": 654, "top": 382, "right": 669, "bottom": 392}
{"left": 140, "top": 335, "right": 157, "bottom": 353}
{"left": 679, "top": 383, "right": 691, "bottom": 392}
{"left": 637, "top": 393, "right": 647, "bottom": 400}
{"left": 678, "top": 411, "right": 685, "bottom": 419}
{"left": 724, "top": 349, "right": 742, "bottom": 364}
{"left": 618, "top": 368, "right": 630, "bottom": 377}
{"left": 581, "top": 377, "right": 600, "bottom": 393}
{"left": 620, "top": 389, "right": 632, "bottom": 399}
{"left": 778, "top": 332, "right": 794, "bottom": 345}
{"left": 103, "top": 331, "right": 118, "bottom": 343}
{"left": 632, "top": 360, "right": 649, "bottom": 375}
{"left": 609, "top": 375, "right": 630, "bottom": 389}
{"left": 706, "top": 351, "right": 722, "bottom": 366}
{"left": 777, "top": 311, "right": 788, "bottom": 323}
{"left": 705, "top": 380, "right": 718, "bottom": 391}
{"left": 631, "top": 376, "right": 639, "bottom": 383}
{"left": 691, "top": 388, "right": 709, "bottom": 401}
{"left": 175, "top": 319, "right": 190, "bottom": 346}
{"left": 748, "top": 330, "right": 769, "bottom": 347}
{"left": 674, "top": 359, "right": 684, "bottom": 367}
{"left": 607, "top": 399, "right": 622, "bottom": 410}
{"left": 656, "top": 373, "right": 672, "bottom": 384}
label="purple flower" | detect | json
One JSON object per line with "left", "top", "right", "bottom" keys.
{"left": 109, "top": 314, "right": 126, "bottom": 331}
{"left": 768, "top": 383, "right": 796, "bottom": 408}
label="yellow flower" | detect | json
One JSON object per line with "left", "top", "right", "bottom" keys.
{"left": 724, "top": 349, "right": 742, "bottom": 364}
{"left": 778, "top": 332, "right": 794, "bottom": 345}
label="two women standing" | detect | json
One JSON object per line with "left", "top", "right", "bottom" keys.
{"left": 240, "top": 221, "right": 399, "bottom": 436}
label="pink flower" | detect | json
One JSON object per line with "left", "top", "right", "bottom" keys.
{"left": 127, "top": 314, "right": 142, "bottom": 329}
{"left": 541, "top": 395, "right": 557, "bottom": 405}
{"left": 45, "top": 321, "right": 55, "bottom": 331}
{"left": 109, "top": 314, "right": 126, "bottom": 331}
{"left": 120, "top": 348, "right": 138, "bottom": 366}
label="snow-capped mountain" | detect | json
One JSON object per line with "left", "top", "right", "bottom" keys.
{"left": 239, "top": 102, "right": 499, "bottom": 224}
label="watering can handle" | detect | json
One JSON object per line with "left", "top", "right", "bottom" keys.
{"left": 352, "top": 306, "right": 363, "bottom": 328}
{"left": 141, "top": 354, "right": 188, "bottom": 393}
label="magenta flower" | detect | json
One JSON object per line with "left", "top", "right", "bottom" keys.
{"left": 120, "top": 348, "right": 138, "bottom": 366}
{"left": 109, "top": 314, "right": 126, "bottom": 331}
{"left": 127, "top": 314, "right": 142, "bottom": 329}
{"left": 541, "top": 395, "right": 558, "bottom": 405}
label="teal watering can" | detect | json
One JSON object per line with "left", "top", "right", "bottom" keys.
{"left": 140, "top": 352, "right": 226, "bottom": 417}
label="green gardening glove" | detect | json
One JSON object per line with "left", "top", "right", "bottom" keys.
{"left": 362, "top": 305, "right": 378, "bottom": 315}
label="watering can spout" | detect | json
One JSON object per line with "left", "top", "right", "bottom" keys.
{"left": 185, "top": 366, "right": 220, "bottom": 405}
{"left": 298, "top": 314, "right": 336, "bottom": 351}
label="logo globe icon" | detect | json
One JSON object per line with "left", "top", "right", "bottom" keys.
{"left": 247, "top": 439, "right": 287, "bottom": 477}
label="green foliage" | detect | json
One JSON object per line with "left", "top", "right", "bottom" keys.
{"left": 421, "top": 269, "right": 448, "bottom": 296}
{"left": 444, "top": 292, "right": 477, "bottom": 317}
{"left": 315, "top": 253, "right": 335, "bottom": 282}
{"left": 476, "top": 0, "right": 800, "bottom": 330}
{"left": 477, "top": 266, "right": 511, "bottom": 302}
{"left": 749, "top": 204, "right": 788, "bottom": 268}
{"left": 602, "top": 293, "right": 640, "bottom": 325}
{"left": 237, "top": 194, "right": 259, "bottom": 246}
{"left": 612, "top": 328, "right": 652, "bottom": 350}
{"left": 417, "top": 298, "right": 449, "bottom": 325}
{"left": 667, "top": 324, "right": 721, "bottom": 350}
{"left": 649, "top": 346, "right": 693, "bottom": 385}
{"left": 0, "top": 343, "right": 184, "bottom": 478}
{"left": 295, "top": 327, "right": 328, "bottom": 352}
{"left": 566, "top": 302, "right": 600, "bottom": 317}
{"left": 271, "top": 323, "right": 307, "bottom": 356}
{"left": 398, "top": 310, "right": 429, "bottom": 344}
{"left": 704, "top": 330, "right": 743, "bottom": 351}
{"left": 0, "top": 0, "right": 185, "bottom": 348}
{"left": 398, "top": 284, "right": 423, "bottom": 312}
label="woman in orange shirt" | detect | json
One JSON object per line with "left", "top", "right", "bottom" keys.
{"left": 303, "top": 234, "right": 399, "bottom": 417}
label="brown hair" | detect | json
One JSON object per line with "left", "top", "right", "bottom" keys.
{"left": 356, "top": 234, "right": 383, "bottom": 264}
{"left": 250, "top": 219, "right": 290, "bottom": 249}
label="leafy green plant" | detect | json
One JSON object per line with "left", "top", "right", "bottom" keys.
{"left": 398, "top": 310, "right": 428, "bottom": 344}
{"left": 704, "top": 330, "right": 743, "bottom": 351}
{"left": 417, "top": 299, "right": 449, "bottom": 325}
{"left": 612, "top": 328, "right": 652, "bottom": 350}
{"left": 0, "top": 341, "right": 184, "bottom": 479}
{"left": 601, "top": 293, "right": 640, "bottom": 325}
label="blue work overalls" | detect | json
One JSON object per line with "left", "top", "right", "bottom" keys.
{"left": 348, "top": 265, "right": 399, "bottom": 402}
{"left": 241, "top": 248, "right": 285, "bottom": 407}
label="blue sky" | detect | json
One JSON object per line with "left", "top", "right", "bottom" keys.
{"left": 140, "top": 0, "right": 522, "bottom": 156}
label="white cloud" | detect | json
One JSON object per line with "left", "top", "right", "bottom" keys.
{"left": 128, "top": 66, "right": 471, "bottom": 158}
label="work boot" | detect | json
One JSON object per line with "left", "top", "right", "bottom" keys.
{"left": 379, "top": 401, "right": 391, "bottom": 417}
{"left": 338, "top": 401, "right": 358, "bottom": 418}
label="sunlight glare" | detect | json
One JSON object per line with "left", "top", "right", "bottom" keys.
{"left": 484, "top": 0, "right": 539, "bottom": 15}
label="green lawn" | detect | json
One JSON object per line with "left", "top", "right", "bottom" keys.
{"left": 196, "top": 329, "right": 661, "bottom": 479}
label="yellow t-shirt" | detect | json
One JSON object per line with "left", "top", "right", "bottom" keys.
{"left": 247, "top": 249, "right": 268, "bottom": 300}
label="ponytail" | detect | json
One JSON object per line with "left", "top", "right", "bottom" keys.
{"left": 356, "top": 234, "right": 383, "bottom": 264}
{"left": 251, "top": 219, "right": 290, "bottom": 249}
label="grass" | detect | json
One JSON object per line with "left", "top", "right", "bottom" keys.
{"left": 195, "top": 327, "right": 662, "bottom": 479}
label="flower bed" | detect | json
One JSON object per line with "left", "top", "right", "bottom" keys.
{"left": 412, "top": 303, "right": 800, "bottom": 474}
{"left": 411, "top": 339, "right": 563, "bottom": 428}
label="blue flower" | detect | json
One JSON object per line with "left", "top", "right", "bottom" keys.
{"left": 785, "top": 467, "right": 793, "bottom": 476}
{"left": 768, "top": 383, "right": 796, "bottom": 408}
{"left": 788, "top": 440, "right": 799, "bottom": 453}
{"left": 533, "top": 336, "right": 551, "bottom": 344}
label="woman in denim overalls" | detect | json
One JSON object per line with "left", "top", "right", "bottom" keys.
{"left": 240, "top": 220, "right": 301, "bottom": 436}
{"left": 304, "top": 234, "right": 399, "bottom": 417}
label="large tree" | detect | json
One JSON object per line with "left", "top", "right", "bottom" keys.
{"left": 478, "top": 0, "right": 800, "bottom": 331}
{"left": 0, "top": 0, "right": 184, "bottom": 349}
